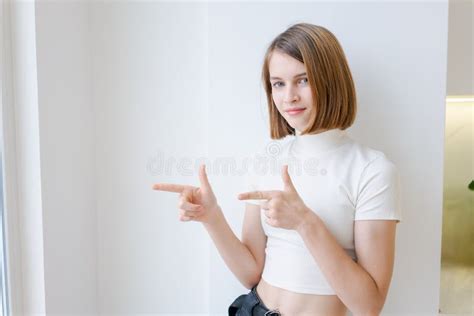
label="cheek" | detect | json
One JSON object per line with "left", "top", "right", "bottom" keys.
{"left": 272, "top": 93, "right": 284, "bottom": 111}
{"left": 302, "top": 89, "right": 314, "bottom": 104}
{"left": 272, "top": 91, "right": 281, "bottom": 104}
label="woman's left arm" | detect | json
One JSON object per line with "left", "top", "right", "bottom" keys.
{"left": 238, "top": 164, "right": 399, "bottom": 315}
{"left": 297, "top": 213, "right": 397, "bottom": 316}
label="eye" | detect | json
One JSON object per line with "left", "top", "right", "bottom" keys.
{"left": 271, "top": 78, "right": 308, "bottom": 88}
{"left": 298, "top": 78, "right": 308, "bottom": 85}
{"left": 272, "top": 81, "right": 283, "bottom": 88}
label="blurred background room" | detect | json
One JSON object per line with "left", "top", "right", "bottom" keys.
{"left": 439, "top": 1, "right": 473, "bottom": 314}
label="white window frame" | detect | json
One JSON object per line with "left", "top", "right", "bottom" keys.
{"left": 0, "top": 0, "right": 24, "bottom": 315}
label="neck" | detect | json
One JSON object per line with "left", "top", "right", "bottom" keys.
{"left": 292, "top": 128, "right": 350, "bottom": 156}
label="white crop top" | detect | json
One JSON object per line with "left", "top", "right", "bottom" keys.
{"left": 242, "top": 128, "right": 402, "bottom": 295}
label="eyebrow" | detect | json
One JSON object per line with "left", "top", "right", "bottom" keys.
{"left": 269, "top": 72, "right": 307, "bottom": 80}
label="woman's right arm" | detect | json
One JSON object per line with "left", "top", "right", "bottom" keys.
{"left": 152, "top": 164, "right": 263, "bottom": 289}
{"left": 203, "top": 206, "right": 262, "bottom": 290}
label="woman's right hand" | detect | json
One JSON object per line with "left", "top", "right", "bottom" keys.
{"left": 152, "top": 164, "right": 221, "bottom": 225}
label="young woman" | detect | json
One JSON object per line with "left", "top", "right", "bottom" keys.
{"left": 153, "top": 23, "right": 402, "bottom": 316}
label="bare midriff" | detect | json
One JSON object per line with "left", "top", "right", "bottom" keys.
{"left": 256, "top": 278, "right": 348, "bottom": 316}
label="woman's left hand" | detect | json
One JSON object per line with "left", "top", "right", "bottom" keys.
{"left": 237, "top": 164, "right": 313, "bottom": 231}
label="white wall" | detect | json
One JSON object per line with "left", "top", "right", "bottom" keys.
{"left": 446, "top": 0, "right": 473, "bottom": 95}
{"left": 90, "top": 2, "right": 210, "bottom": 313}
{"left": 34, "top": 1, "right": 97, "bottom": 314}
{"left": 4, "top": 1, "right": 450, "bottom": 315}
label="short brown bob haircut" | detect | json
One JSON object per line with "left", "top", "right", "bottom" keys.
{"left": 261, "top": 23, "right": 357, "bottom": 139}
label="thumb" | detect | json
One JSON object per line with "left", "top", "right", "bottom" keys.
{"left": 199, "top": 164, "right": 212, "bottom": 192}
{"left": 282, "top": 165, "right": 296, "bottom": 193}
{"left": 181, "top": 187, "right": 194, "bottom": 201}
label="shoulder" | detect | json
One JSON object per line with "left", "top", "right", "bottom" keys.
{"left": 345, "top": 141, "right": 400, "bottom": 194}
{"left": 342, "top": 137, "right": 398, "bottom": 174}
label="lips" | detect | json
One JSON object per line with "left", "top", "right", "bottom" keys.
{"left": 285, "top": 107, "right": 306, "bottom": 115}
{"left": 285, "top": 107, "right": 306, "bottom": 112}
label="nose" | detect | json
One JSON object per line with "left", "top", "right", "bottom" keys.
{"left": 283, "top": 86, "right": 299, "bottom": 103}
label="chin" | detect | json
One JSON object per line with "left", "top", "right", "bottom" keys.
{"left": 287, "top": 119, "right": 309, "bottom": 130}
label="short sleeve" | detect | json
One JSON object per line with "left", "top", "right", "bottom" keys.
{"left": 354, "top": 155, "right": 402, "bottom": 222}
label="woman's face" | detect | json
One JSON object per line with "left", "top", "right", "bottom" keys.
{"left": 269, "top": 50, "right": 314, "bottom": 133}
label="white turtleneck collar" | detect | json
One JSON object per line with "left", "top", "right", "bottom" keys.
{"left": 292, "top": 128, "right": 350, "bottom": 156}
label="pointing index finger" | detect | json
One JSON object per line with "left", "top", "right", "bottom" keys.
{"left": 237, "top": 190, "right": 276, "bottom": 200}
{"left": 152, "top": 183, "right": 192, "bottom": 193}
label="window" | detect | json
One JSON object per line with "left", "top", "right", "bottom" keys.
{"left": 0, "top": 154, "right": 7, "bottom": 315}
